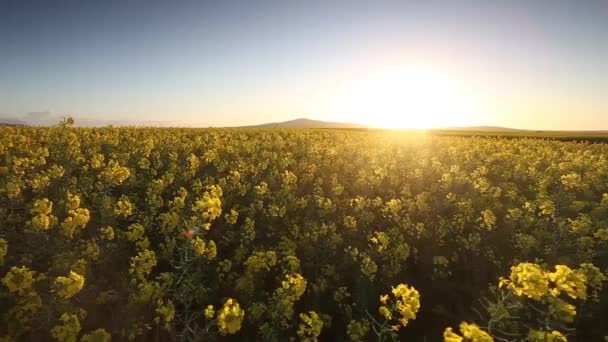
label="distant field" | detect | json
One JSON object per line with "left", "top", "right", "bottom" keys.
{"left": 430, "top": 129, "right": 608, "bottom": 142}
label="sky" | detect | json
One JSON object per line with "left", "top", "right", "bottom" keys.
{"left": 1, "top": 0, "right": 607, "bottom": 129}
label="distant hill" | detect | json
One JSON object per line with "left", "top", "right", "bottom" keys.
{"left": 444, "top": 126, "right": 608, "bottom": 133}
{"left": 445, "top": 126, "right": 528, "bottom": 132}
{"left": 240, "top": 118, "right": 368, "bottom": 128}
{"left": 0, "top": 117, "right": 28, "bottom": 126}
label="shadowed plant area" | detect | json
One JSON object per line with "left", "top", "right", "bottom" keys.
{"left": 1, "top": 127, "right": 608, "bottom": 341}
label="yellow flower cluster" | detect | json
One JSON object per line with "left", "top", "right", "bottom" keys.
{"left": 30, "top": 198, "right": 55, "bottom": 230}
{"left": 499, "top": 262, "right": 606, "bottom": 325}
{"left": 61, "top": 203, "right": 90, "bottom": 238}
{"left": 378, "top": 283, "right": 421, "bottom": 329}
{"left": 99, "top": 226, "right": 115, "bottom": 241}
{"left": 0, "top": 238, "right": 7, "bottom": 265}
{"left": 154, "top": 299, "right": 175, "bottom": 325}
{"left": 89, "top": 153, "right": 105, "bottom": 169}
{"left": 500, "top": 262, "right": 605, "bottom": 302}
{"left": 99, "top": 160, "right": 130, "bottom": 186}
{"left": 50, "top": 313, "right": 81, "bottom": 342}
{"left": 528, "top": 329, "right": 567, "bottom": 342}
{"left": 190, "top": 237, "right": 217, "bottom": 259}
{"left": 297, "top": 311, "right": 324, "bottom": 342}
{"left": 125, "top": 223, "right": 145, "bottom": 242}
{"left": 65, "top": 192, "right": 80, "bottom": 210}
{"left": 498, "top": 263, "right": 548, "bottom": 300}
{"left": 113, "top": 195, "right": 134, "bottom": 217}
{"left": 186, "top": 154, "right": 200, "bottom": 176}
{"left": 281, "top": 273, "right": 307, "bottom": 300}
{"left": 443, "top": 322, "right": 494, "bottom": 342}
{"left": 254, "top": 182, "right": 269, "bottom": 196}
{"left": 217, "top": 298, "right": 245, "bottom": 335}
{"left": 2, "top": 266, "right": 36, "bottom": 295}
{"left": 192, "top": 185, "right": 223, "bottom": 229}
{"left": 129, "top": 250, "right": 157, "bottom": 283}
{"left": 480, "top": 209, "right": 497, "bottom": 230}
{"left": 204, "top": 304, "right": 215, "bottom": 319}
{"left": 244, "top": 251, "right": 277, "bottom": 274}
{"left": 560, "top": 173, "right": 582, "bottom": 190}
{"left": 369, "top": 231, "right": 389, "bottom": 252}
{"left": 80, "top": 329, "right": 111, "bottom": 342}
{"left": 53, "top": 270, "right": 85, "bottom": 299}
{"left": 224, "top": 208, "right": 239, "bottom": 225}
{"left": 548, "top": 265, "right": 587, "bottom": 299}
{"left": 347, "top": 319, "right": 370, "bottom": 341}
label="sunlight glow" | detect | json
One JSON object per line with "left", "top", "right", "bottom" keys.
{"left": 329, "top": 65, "right": 484, "bottom": 129}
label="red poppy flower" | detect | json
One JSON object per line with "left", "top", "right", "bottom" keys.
{"left": 183, "top": 230, "right": 194, "bottom": 239}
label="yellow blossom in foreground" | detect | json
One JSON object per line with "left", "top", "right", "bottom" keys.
{"left": 443, "top": 322, "right": 493, "bottom": 342}
{"left": 379, "top": 306, "right": 392, "bottom": 320}
{"left": 217, "top": 298, "right": 245, "bottom": 335}
{"left": 444, "top": 327, "right": 464, "bottom": 342}
{"left": 499, "top": 263, "right": 548, "bottom": 300}
{"left": 528, "top": 329, "right": 568, "bottom": 342}
{"left": 391, "top": 283, "right": 420, "bottom": 326}
{"left": 547, "top": 265, "right": 587, "bottom": 299}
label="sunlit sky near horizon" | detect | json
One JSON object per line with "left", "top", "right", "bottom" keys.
{"left": 1, "top": 0, "right": 607, "bottom": 129}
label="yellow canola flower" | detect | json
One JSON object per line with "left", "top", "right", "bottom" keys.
{"left": 528, "top": 329, "right": 568, "bottom": 342}
{"left": 30, "top": 198, "right": 55, "bottom": 230}
{"left": 65, "top": 193, "right": 81, "bottom": 211}
{"left": 459, "top": 322, "right": 494, "bottom": 341}
{"left": 443, "top": 322, "right": 493, "bottom": 342}
{"left": 2, "top": 266, "right": 36, "bottom": 295}
{"left": 51, "top": 313, "right": 81, "bottom": 342}
{"left": 61, "top": 208, "right": 90, "bottom": 238}
{"left": 217, "top": 298, "right": 245, "bottom": 335}
{"left": 204, "top": 305, "right": 215, "bottom": 319}
{"left": 113, "top": 196, "right": 134, "bottom": 217}
{"left": 100, "top": 160, "right": 130, "bottom": 186}
{"left": 499, "top": 263, "right": 548, "bottom": 300}
{"left": 379, "top": 306, "right": 392, "bottom": 320}
{"left": 347, "top": 320, "right": 370, "bottom": 342}
{"left": 191, "top": 237, "right": 206, "bottom": 256}
{"left": 391, "top": 283, "right": 420, "bottom": 327}
{"left": 53, "top": 271, "right": 85, "bottom": 299}
{"left": 31, "top": 198, "right": 53, "bottom": 216}
{"left": 0, "top": 238, "right": 7, "bottom": 265}
{"left": 297, "top": 311, "right": 324, "bottom": 342}
{"left": 444, "top": 327, "right": 464, "bottom": 342}
{"left": 99, "top": 226, "right": 115, "bottom": 241}
{"left": 281, "top": 273, "right": 307, "bottom": 299}
{"left": 547, "top": 265, "right": 587, "bottom": 300}
{"left": 80, "top": 329, "right": 111, "bottom": 342}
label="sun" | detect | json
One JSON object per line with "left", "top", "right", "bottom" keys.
{"left": 329, "top": 65, "right": 482, "bottom": 129}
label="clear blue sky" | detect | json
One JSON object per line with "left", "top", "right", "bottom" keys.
{"left": 1, "top": 0, "right": 606, "bottom": 129}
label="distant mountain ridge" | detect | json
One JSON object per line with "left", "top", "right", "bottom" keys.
{"left": 445, "top": 126, "right": 528, "bottom": 132}
{"left": 2, "top": 114, "right": 607, "bottom": 131}
{"left": 239, "top": 118, "right": 369, "bottom": 128}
